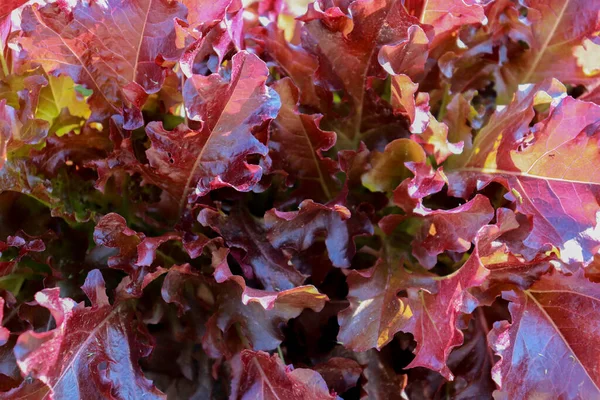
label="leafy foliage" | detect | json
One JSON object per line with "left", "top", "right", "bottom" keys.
{"left": 0, "top": 0, "right": 599, "bottom": 398}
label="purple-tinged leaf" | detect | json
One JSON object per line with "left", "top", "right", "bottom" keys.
{"left": 198, "top": 207, "right": 306, "bottom": 291}
{"left": 265, "top": 200, "right": 373, "bottom": 268}
{"left": 230, "top": 350, "right": 337, "bottom": 399}
{"left": 19, "top": 0, "right": 187, "bottom": 127}
{"left": 14, "top": 270, "right": 165, "bottom": 399}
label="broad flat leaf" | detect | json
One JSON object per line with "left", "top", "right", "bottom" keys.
{"left": 361, "top": 138, "right": 425, "bottom": 193}
{"left": 489, "top": 269, "right": 600, "bottom": 399}
{"left": 198, "top": 207, "right": 306, "bottom": 291}
{"left": 265, "top": 200, "right": 373, "bottom": 268}
{"left": 230, "top": 350, "right": 337, "bottom": 399}
{"left": 270, "top": 78, "right": 338, "bottom": 201}
{"left": 447, "top": 80, "right": 600, "bottom": 267}
{"left": 14, "top": 270, "right": 165, "bottom": 400}
{"left": 300, "top": 0, "right": 428, "bottom": 145}
{"left": 176, "top": 51, "right": 280, "bottom": 206}
{"left": 19, "top": 0, "right": 187, "bottom": 127}
{"left": 498, "top": 0, "right": 600, "bottom": 101}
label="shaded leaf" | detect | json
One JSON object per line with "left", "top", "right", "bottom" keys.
{"left": 355, "top": 349, "right": 408, "bottom": 400}
{"left": 338, "top": 251, "right": 489, "bottom": 379}
{"left": 198, "top": 207, "right": 306, "bottom": 291}
{"left": 265, "top": 200, "right": 373, "bottom": 268}
{"left": 270, "top": 78, "right": 338, "bottom": 201}
{"left": 313, "top": 357, "right": 362, "bottom": 395}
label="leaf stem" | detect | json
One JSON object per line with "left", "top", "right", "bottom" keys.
{"left": 437, "top": 83, "right": 451, "bottom": 121}
{"left": 235, "top": 322, "right": 251, "bottom": 349}
{"left": 0, "top": 38, "right": 8, "bottom": 78}
{"left": 277, "top": 345, "right": 285, "bottom": 364}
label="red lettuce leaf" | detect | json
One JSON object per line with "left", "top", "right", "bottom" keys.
{"left": 265, "top": 200, "right": 373, "bottom": 269}
{"left": 497, "top": 0, "right": 600, "bottom": 100}
{"left": 338, "top": 247, "right": 489, "bottom": 379}
{"left": 93, "top": 213, "right": 178, "bottom": 297}
{"left": 355, "top": 349, "right": 408, "bottom": 400}
{"left": 14, "top": 270, "right": 164, "bottom": 399}
{"left": 447, "top": 80, "right": 600, "bottom": 267}
{"left": 0, "top": 1, "right": 27, "bottom": 19}
{"left": 489, "top": 269, "right": 600, "bottom": 398}
{"left": 269, "top": 77, "right": 339, "bottom": 201}
{"left": 300, "top": 0, "right": 430, "bottom": 145}
{"left": 198, "top": 207, "right": 306, "bottom": 291}
{"left": 178, "top": 51, "right": 279, "bottom": 205}
{"left": 19, "top": 0, "right": 187, "bottom": 127}
{"left": 405, "top": 307, "right": 496, "bottom": 399}
{"left": 231, "top": 350, "right": 337, "bottom": 399}
{"left": 313, "top": 357, "right": 361, "bottom": 395}
{"left": 203, "top": 248, "right": 328, "bottom": 357}
{"left": 404, "top": 0, "right": 485, "bottom": 43}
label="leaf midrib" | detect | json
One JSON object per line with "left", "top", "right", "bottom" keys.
{"left": 273, "top": 114, "right": 332, "bottom": 199}
{"left": 178, "top": 57, "right": 247, "bottom": 214}
{"left": 43, "top": 303, "right": 124, "bottom": 399}
{"left": 131, "top": 0, "right": 152, "bottom": 84}
{"left": 32, "top": 7, "right": 114, "bottom": 110}
{"left": 525, "top": 290, "right": 600, "bottom": 393}
{"left": 453, "top": 167, "right": 600, "bottom": 186}
{"left": 521, "top": 0, "right": 572, "bottom": 83}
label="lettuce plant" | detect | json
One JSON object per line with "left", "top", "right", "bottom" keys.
{"left": 0, "top": 0, "right": 599, "bottom": 398}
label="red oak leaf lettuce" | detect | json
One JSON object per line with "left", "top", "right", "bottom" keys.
{"left": 14, "top": 270, "right": 164, "bottom": 399}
